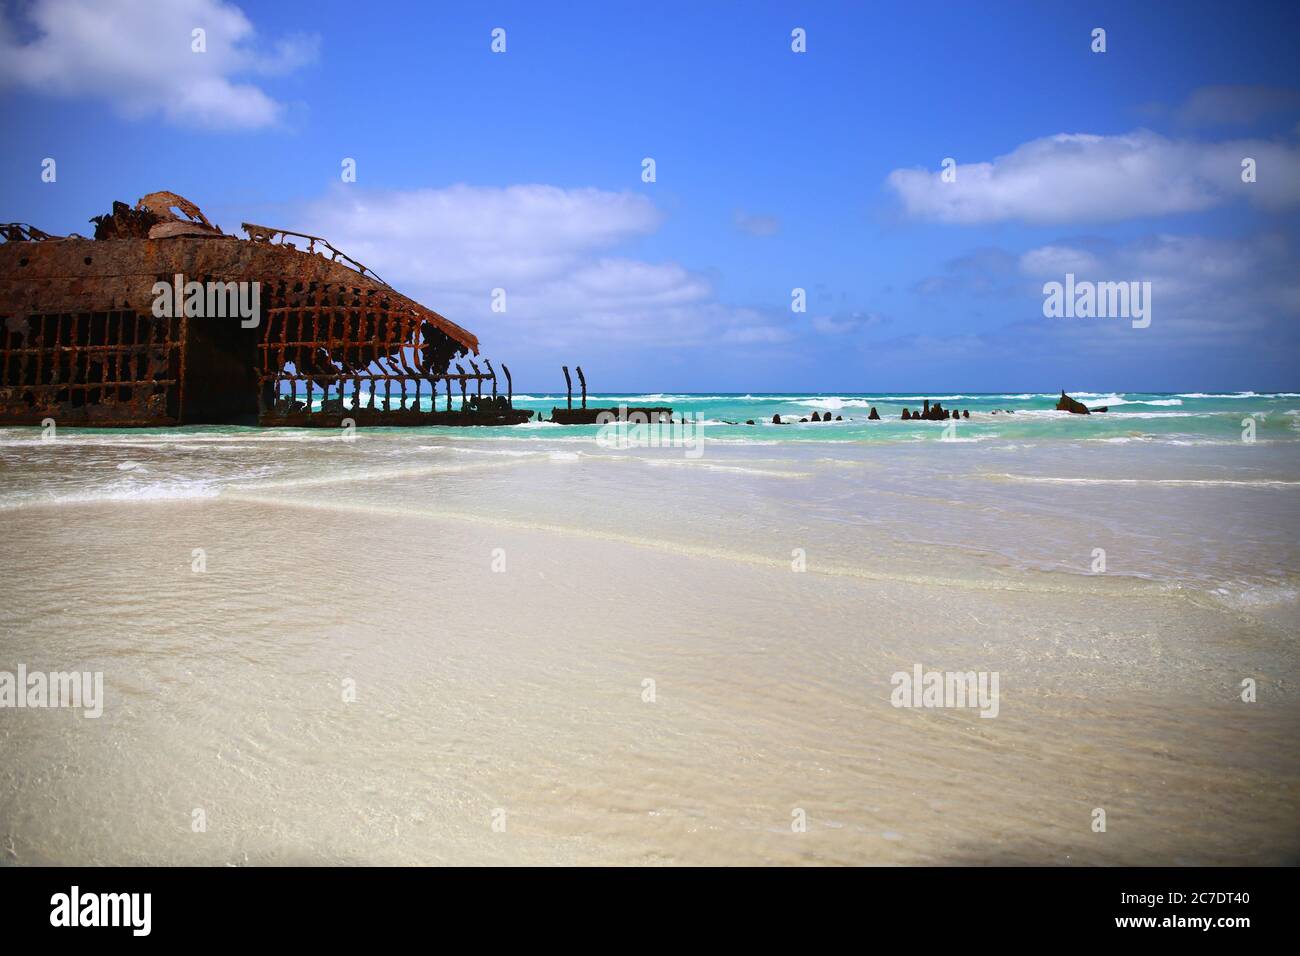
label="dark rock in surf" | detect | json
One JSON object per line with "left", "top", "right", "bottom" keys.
{"left": 1056, "top": 391, "right": 1090, "bottom": 414}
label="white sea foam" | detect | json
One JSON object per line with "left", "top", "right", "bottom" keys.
{"left": 1061, "top": 393, "right": 1184, "bottom": 407}
{"left": 1005, "top": 408, "right": 1207, "bottom": 419}
{"left": 1172, "top": 392, "right": 1300, "bottom": 399}
{"left": 642, "top": 459, "right": 810, "bottom": 478}
{"left": 229, "top": 459, "right": 527, "bottom": 492}
{"left": 982, "top": 474, "right": 1300, "bottom": 488}
{"left": 431, "top": 445, "right": 540, "bottom": 458}
{"left": 0, "top": 432, "right": 349, "bottom": 448}
{"left": 799, "top": 398, "right": 874, "bottom": 410}
{"left": 0, "top": 479, "right": 223, "bottom": 510}
{"left": 1206, "top": 582, "right": 1300, "bottom": 611}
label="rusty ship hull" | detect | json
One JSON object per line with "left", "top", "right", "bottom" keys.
{"left": 0, "top": 193, "right": 529, "bottom": 428}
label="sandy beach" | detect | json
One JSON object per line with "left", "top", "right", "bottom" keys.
{"left": 2, "top": 412, "right": 1297, "bottom": 865}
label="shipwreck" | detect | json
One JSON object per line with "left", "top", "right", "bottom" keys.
{"left": 0, "top": 191, "right": 530, "bottom": 427}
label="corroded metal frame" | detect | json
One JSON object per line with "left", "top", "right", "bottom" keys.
{"left": 0, "top": 310, "right": 182, "bottom": 426}
{"left": 256, "top": 280, "right": 527, "bottom": 426}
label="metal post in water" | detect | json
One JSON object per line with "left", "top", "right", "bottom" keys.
{"left": 562, "top": 366, "right": 572, "bottom": 410}
{"left": 469, "top": 360, "right": 483, "bottom": 401}
{"left": 575, "top": 366, "right": 587, "bottom": 409}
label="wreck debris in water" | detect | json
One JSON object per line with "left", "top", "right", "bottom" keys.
{"left": 0, "top": 192, "right": 531, "bottom": 428}
{"left": 549, "top": 365, "right": 673, "bottom": 424}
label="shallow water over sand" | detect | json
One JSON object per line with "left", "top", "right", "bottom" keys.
{"left": 1, "top": 417, "right": 1297, "bottom": 864}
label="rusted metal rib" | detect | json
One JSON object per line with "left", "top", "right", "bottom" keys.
{"left": 1, "top": 192, "right": 504, "bottom": 427}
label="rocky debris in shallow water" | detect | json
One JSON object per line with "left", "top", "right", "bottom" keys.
{"left": 1056, "top": 390, "right": 1090, "bottom": 414}
{"left": 919, "top": 399, "right": 951, "bottom": 421}
{"left": 274, "top": 398, "right": 307, "bottom": 415}
{"left": 900, "top": 400, "right": 977, "bottom": 421}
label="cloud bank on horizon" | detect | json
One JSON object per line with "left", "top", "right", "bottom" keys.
{"left": 885, "top": 130, "right": 1300, "bottom": 224}
{"left": 1, "top": 0, "right": 1297, "bottom": 390}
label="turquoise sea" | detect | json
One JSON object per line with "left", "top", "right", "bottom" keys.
{"left": 2, "top": 388, "right": 1298, "bottom": 865}
{"left": 492, "top": 390, "right": 1300, "bottom": 444}
{"left": 3, "top": 389, "right": 1298, "bottom": 597}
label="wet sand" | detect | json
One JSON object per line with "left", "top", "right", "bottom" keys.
{"left": 1, "top": 432, "right": 1297, "bottom": 864}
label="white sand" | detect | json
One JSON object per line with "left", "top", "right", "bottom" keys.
{"left": 1, "top": 431, "right": 1297, "bottom": 864}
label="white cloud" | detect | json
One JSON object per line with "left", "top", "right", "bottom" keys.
{"left": 871, "top": 230, "right": 1300, "bottom": 387}
{"left": 886, "top": 130, "right": 1300, "bottom": 224}
{"left": 1017, "top": 245, "right": 1103, "bottom": 276}
{"left": 537, "top": 259, "right": 714, "bottom": 311}
{"left": 293, "top": 184, "right": 790, "bottom": 353}
{"left": 0, "top": 0, "right": 317, "bottom": 129}
{"left": 300, "top": 184, "right": 664, "bottom": 290}
{"left": 1016, "top": 232, "right": 1299, "bottom": 338}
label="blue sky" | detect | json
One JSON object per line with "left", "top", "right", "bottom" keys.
{"left": 2, "top": 0, "right": 1298, "bottom": 391}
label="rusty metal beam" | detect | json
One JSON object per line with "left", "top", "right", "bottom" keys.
{"left": 1, "top": 192, "right": 533, "bottom": 428}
